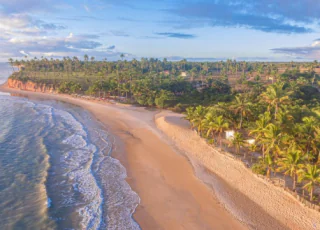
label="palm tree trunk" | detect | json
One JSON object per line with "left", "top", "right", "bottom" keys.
{"left": 310, "top": 187, "right": 313, "bottom": 201}
{"left": 293, "top": 174, "right": 296, "bottom": 191}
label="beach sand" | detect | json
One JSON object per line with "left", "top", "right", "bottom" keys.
{"left": 0, "top": 84, "right": 246, "bottom": 230}
{"left": 3, "top": 84, "right": 320, "bottom": 230}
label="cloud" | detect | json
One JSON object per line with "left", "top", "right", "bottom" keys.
{"left": 0, "top": 0, "right": 66, "bottom": 13}
{"left": 164, "top": 56, "right": 278, "bottom": 62}
{"left": 109, "top": 30, "right": 130, "bottom": 37}
{"left": 0, "top": 1, "right": 129, "bottom": 61}
{"left": 0, "top": 12, "right": 66, "bottom": 38}
{"left": 19, "top": 50, "right": 30, "bottom": 56}
{"left": 107, "top": 45, "right": 116, "bottom": 50}
{"left": 86, "top": 0, "right": 320, "bottom": 34}
{"left": 165, "top": 0, "right": 317, "bottom": 34}
{"left": 117, "top": 17, "right": 142, "bottom": 22}
{"left": 40, "top": 23, "right": 66, "bottom": 30}
{"left": 0, "top": 32, "right": 122, "bottom": 61}
{"left": 3, "top": 34, "right": 102, "bottom": 54}
{"left": 155, "top": 32, "right": 196, "bottom": 39}
{"left": 271, "top": 39, "right": 320, "bottom": 59}
{"left": 56, "top": 16, "right": 103, "bottom": 21}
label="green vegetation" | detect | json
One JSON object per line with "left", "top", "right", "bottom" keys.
{"left": 8, "top": 55, "right": 320, "bottom": 203}
{"left": 184, "top": 77, "right": 320, "bottom": 203}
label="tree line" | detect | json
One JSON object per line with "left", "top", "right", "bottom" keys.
{"left": 185, "top": 81, "right": 320, "bottom": 203}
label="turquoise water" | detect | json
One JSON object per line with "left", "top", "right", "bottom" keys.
{"left": 0, "top": 93, "right": 140, "bottom": 230}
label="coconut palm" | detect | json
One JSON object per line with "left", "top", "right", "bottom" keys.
{"left": 248, "top": 143, "right": 258, "bottom": 162}
{"left": 275, "top": 107, "right": 294, "bottom": 131}
{"left": 203, "top": 111, "right": 215, "bottom": 134}
{"left": 230, "top": 132, "right": 245, "bottom": 155}
{"left": 261, "top": 123, "right": 287, "bottom": 159}
{"left": 206, "top": 115, "right": 229, "bottom": 147}
{"left": 184, "top": 107, "right": 195, "bottom": 128}
{"left": 192, "top": 105, "right": 208, "bottom": 135}
{"left": 265, "top": 153, "right": 275, "bottom": 178}
{"left": 295, "top": 117, "right": 319, "bottom": 158}
{"left": 232, "top": 94, "right": 252, "bottom": 129}
{"left": 260, "top": 82, "right": 291, "bottom": 119}
{"left": 249, "top": 112, "right": 271, "bottom": 155}
{"left": 277, "top": 145, "right": 305, "bottom": 190}
{"left": 298, "top": 164, "right": 320, "bottom": 201}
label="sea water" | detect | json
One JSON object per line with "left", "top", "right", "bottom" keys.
{"left": 0, "top": 93, "right": 140, "bottom": 230}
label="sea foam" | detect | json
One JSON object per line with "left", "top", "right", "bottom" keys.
{"left": 0, "top": 95, "right": 140, "bottom": 230}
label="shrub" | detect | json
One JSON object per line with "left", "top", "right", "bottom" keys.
{"left": 252, "top": 159, "right": 267, "bottom": 175}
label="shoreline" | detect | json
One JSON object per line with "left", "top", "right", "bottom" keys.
{"left": 0, "top": 84, "right": 247, "bottom": 229}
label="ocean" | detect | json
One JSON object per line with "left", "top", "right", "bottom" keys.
{"left": 0, "top": 62, "right": 12, "bottom": 85}
{"left": 0, "top": 88, "right": 140, "bottom": 229}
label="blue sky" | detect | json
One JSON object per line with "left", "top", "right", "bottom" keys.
{"left": 0, "top": 0, "right": 320, "bottom": 62}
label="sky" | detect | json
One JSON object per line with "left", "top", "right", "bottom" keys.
{"left": 1, "top": 0, "right": 320, "bottom": 62}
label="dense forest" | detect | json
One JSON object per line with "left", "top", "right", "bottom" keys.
{"left": 8, "top": 56, "right": 320, "bottom": 204}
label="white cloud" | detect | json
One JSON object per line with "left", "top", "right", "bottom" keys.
{"left": 67, "top": 33, "right": 73, "bottom": 39}
{"left": 0, "top": 13, "right": 31, "bottom": 29}
{"left": 0, "top": 0, "right": 126, "bottom": 62}
{"left": 272, "top": 39, "right": 320, "bottom": 60}
{"left": 19, "top": 50, "right": 29, "bottom": 56}
{"left": 311, "top": 40, "right": 320, "bottom": 47}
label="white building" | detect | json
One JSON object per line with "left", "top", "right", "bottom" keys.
{"left": 225, "top": 130, "right": 235, "bottom": 140}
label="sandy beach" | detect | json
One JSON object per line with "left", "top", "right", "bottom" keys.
{"left": 155, "top": 111, "right": 320, "bottom": 230}
{"left": 0, "top": 84, "right": 246, "bottom": 230}
{"left": 2, "top": 83, "right": 320, "bottom": 230}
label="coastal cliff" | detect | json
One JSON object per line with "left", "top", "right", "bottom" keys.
{"left": 7, "top": 79, "right": 56, "bottom": 93}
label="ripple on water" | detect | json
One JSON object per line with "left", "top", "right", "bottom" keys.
{"left": 0, "top": 95, "right": 141, "bottom": 230}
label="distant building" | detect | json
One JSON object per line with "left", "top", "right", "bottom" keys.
{"left": 225, "top": 130, "right": 235, "bottom": 140}
{"left": 246, "top": 139, "right": 255, "bottom": 145}
{"left": 180, "top": 71, "right": 188, "bottom": 77}
{"left": 161, "top": 70, "right": 170, "bottom": 75}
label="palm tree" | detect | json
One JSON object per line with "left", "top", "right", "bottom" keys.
{"left": 260, "top": 82, "right": 291, "bottom": 119}
{"left": 232, "top": 94, "right": 252, "bottom": 129}
{"left": 298, "top": 164, "right": 320, "bottom": 201}
{"left": 295, "top": 117, "right": 319, "bottom": 157}
{"left": 184, "top": 107, "right": 195, "bottom": 128}
{"left": 192, "top": 106, "right": 208, "bottom": 135}
{"left": 8, "top": 58, "right": 15, "bottom": 72}
{"left": 249, "top": 112, "right": 271, "bottom": 157}
{"left": 265, "top": 153, "right": 275, "bottom": 178}
{"left": 248, "top": 143, "right": 258, "bottom": 162}
{"left": 277, "top": 145, "right": 305, "bottom": 190}
{"left": 261, "top": 123, "right": 287, "bottom": 159}
{"left": 275, "top": 108, "right": 294, "bottom": 131}
{"left": 230, "top": 132, "right": 245, "bottom": 155}
{"left": 205, "top": 115, "right": 229, "bottom": 147}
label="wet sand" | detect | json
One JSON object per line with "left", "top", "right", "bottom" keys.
{"left": 0, "top": 85, "right": 246, "bottom": 229}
